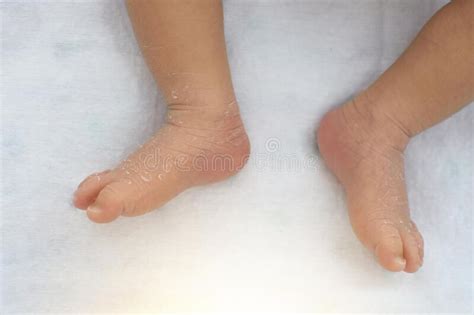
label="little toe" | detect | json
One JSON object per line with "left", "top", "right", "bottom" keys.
{"left": 73, "top": 170, "right": 113, "bottom": 210}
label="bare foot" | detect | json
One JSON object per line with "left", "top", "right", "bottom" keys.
{"left": 317, "top": 93, "right": 424, "bottom": 272}
{"left": 73, "top": 99, "right": 250, "bottom": 223}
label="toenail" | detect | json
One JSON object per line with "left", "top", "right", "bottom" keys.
{"left": 87, "top": 206, "right": 104, "bottom": 215}
{"left": 394, "top": 256, "right": 406, "bottom": 269}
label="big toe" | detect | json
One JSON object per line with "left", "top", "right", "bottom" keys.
{"left": 366, "top": 218, "right": 424, "bottom": 273}
{"left": 73, "top": 170, "right": 112, "bottom": 209}
{"left": 374, "top": 229, "right": 406, "bottom": 272}
{"left": 86, "top": 182, "right": 128, "bottom": 223}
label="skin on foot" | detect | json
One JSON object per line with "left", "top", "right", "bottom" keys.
{"left": 73, "top": 100, "right": 250, "bottom": 223}
{"left": 317, "top": 94, "right": 424, "bottom": 273}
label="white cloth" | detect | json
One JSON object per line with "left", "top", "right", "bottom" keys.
{"left": 2, "top": 0, "right": 472, "bottom": 312}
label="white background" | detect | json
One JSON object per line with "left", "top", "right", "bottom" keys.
{"left": 1, "top": 0, "right": 472, "bottom": 312}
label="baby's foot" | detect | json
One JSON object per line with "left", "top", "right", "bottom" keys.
{"left": 73, "top": 99, "right": 250, "bottom": 223}
{"left": 317, "top": 93, "right": 424, "bottom": 272}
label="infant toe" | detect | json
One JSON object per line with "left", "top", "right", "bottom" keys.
{"left": 374, "top": 228, "right": 406, "bottom": 272}
{"left": 86, "top": 181, "right": 129, "bottom": 223}
{"left": 73, "top": 170, "right": 112, "bottom": 210}
{"left": 401, "top": 221, "right": 424, "bottom": 273}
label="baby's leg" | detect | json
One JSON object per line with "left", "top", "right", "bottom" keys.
{"left": 73, "top": 0, "right": 250, "bottom": 223}
{"left": 318, "top": 0, "right": 473, "bottom": 272}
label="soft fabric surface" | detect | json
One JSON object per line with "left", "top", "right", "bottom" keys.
{"left": 1, "top": 0, "right": 472, "bottom": 312}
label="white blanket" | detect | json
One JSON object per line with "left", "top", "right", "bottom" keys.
{"left": 2, "top": 0, "right": 472, "bottom": 312}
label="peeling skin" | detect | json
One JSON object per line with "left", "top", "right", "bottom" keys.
{"left": 73, "top": 0, "right": 251, "bottom": 223}
{"left": 74, "top": 102, "right": 250, "bottom": 221}
{"left": 318, "top": 100, "right": 424, "bottom": 273}
{"left": 74, "top": 0, "right": 471, "bottom": 275}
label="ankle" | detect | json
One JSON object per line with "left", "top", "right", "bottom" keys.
{"left": 342, "top": 91, "right": 411, "bottom": 152}
{"left": 165, "top": 81, "right": 240, "bottom": 121}
{"left": 166, "top": 97, "right": 243, "bottom": 131}
{"left": 163, "top": 97, "right": 250, "bottom": 180}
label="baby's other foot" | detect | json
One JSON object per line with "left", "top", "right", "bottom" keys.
{"left": 317, "top": 93, "right": 424, "bottom": 273}
{"left": 73, "top": 99, "right": 250, "bottom": 223}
